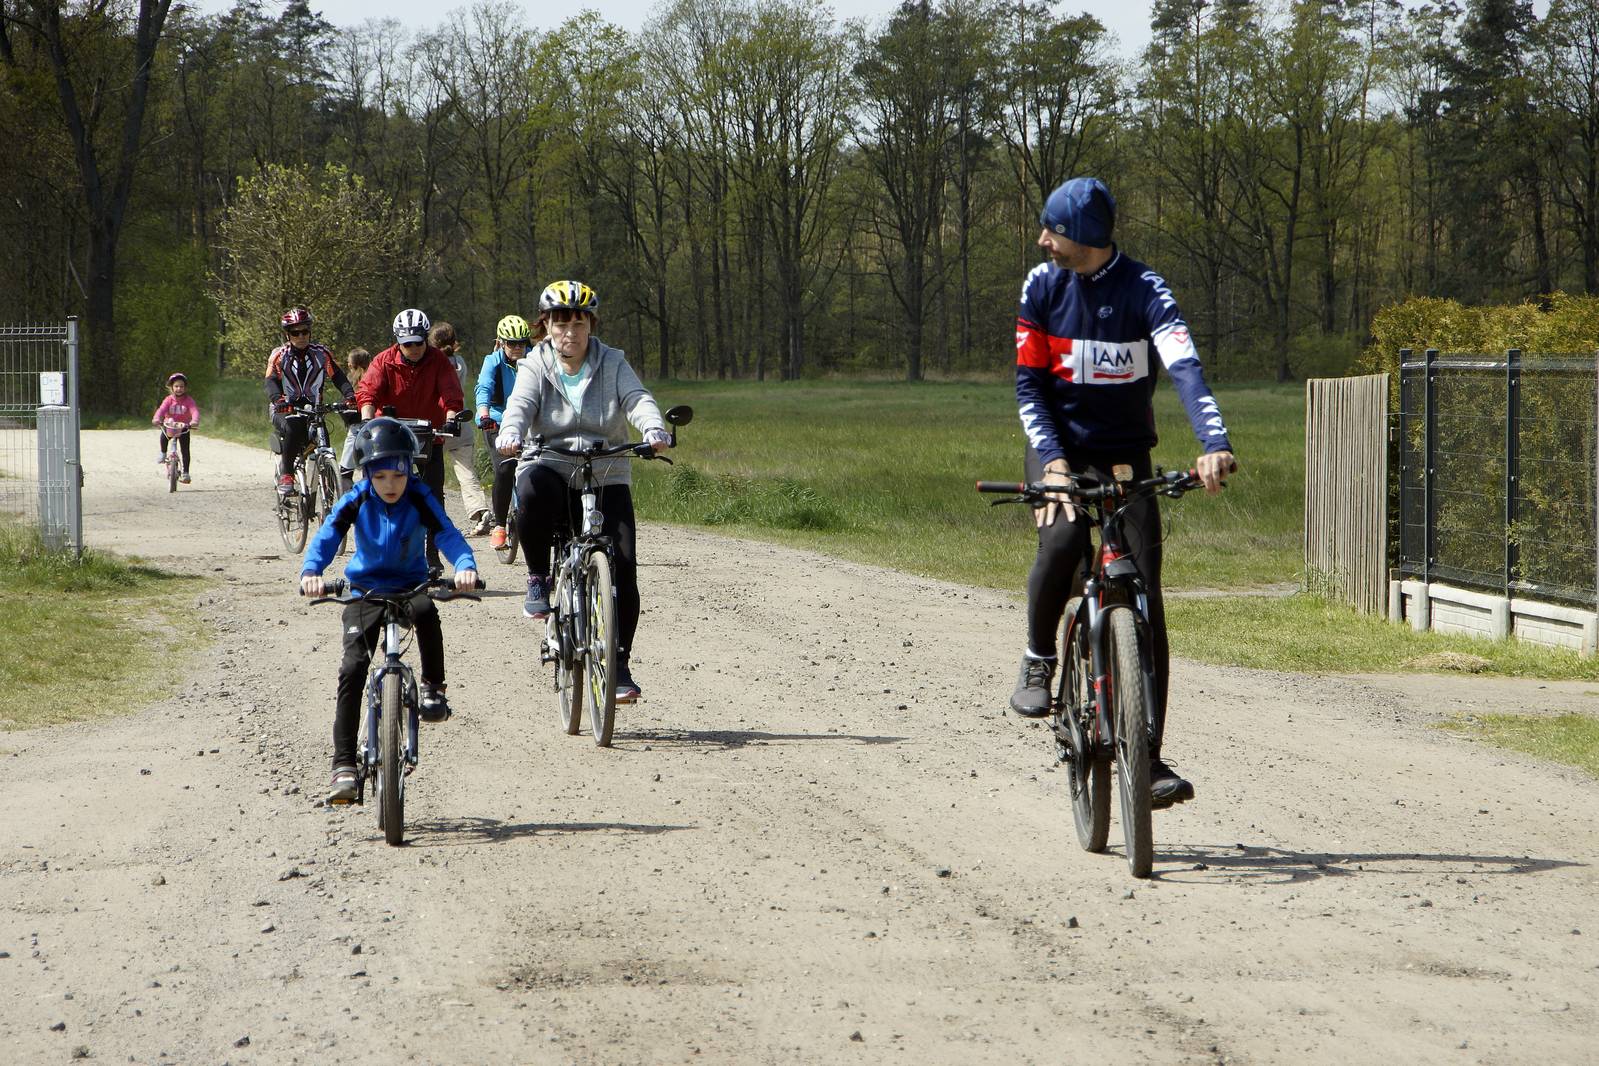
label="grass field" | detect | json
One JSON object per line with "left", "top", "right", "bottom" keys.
{"left": 92, "top": 374, "right": 1599, "bottom": 682}
{"left": 1439, "top": 712, "right": 1599, "bottom": 779}
{"left": 0, "top": 526, "right": 201, "bottom": 730}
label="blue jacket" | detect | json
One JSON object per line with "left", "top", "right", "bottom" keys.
{"left": 1016, "top": 248, "right": 1232, "bottom": 464}
{"left": 301, "top": 478, "right": 475, "bottom": 593}
{"left": 475, "top": 350, "right": 520, "bottom": 423}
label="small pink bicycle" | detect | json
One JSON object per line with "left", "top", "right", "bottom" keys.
{"left": 160, "top": 419, "right": 189, "bottom": 493}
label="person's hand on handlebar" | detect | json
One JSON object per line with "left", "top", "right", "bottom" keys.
{"left": 1036, "top": 458, "right": 1077, "bottom": 528}
{"left": 1194, "top": 450, "right": 1237, "bottom": 493}
{"left": 495, "top": 429, "right": 520, "bottom": 456}
{"left": 644, "top": 428, "right": 670, "bottom": 454}
{"left": 453, "top": 568, "right": 479, "bottom": 591}
{"left": 300, "top": 573, "right": 324, "bottom": 597}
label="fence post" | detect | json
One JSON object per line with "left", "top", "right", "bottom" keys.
{"left": 1504, "top": 349, "right": 1520, "bottom": 597}
{"left": 1397, "top": 349, "right": 1412, "bottom": 579}
{"left": 1424, "top": 347, "right": 1438, "bottom": 584}
{"left": 66, "top": 316, "right": 81, "bottom": 558}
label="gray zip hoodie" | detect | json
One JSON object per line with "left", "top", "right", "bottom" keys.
{"left": 498, "top": 337, "right": 665, "bottom": 488}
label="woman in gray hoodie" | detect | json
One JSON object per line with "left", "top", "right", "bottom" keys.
{"left": 495, "top": 280, "right": 668, "bottom": 701}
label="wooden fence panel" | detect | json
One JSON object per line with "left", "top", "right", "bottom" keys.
{"left": 1305, "top": 374, "right": 1390, "bottom": 615}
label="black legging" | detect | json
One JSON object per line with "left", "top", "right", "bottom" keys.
{"left": 272, "top": 412, "right": 310, "bottom": 476}
{"left": 158, "top": 429, "right": 191, "bottom": 471}
{"left": 1023, "top": 446, "right": 1171, "bottom": 757}
{"left": 515, "top": 463, "right": 640, "bottom": 659}
{"left": 333, "top": 595, "right": 443, "bottom": 769}
{"left": 482, "top": 426, "right": 516, "bottom": 526}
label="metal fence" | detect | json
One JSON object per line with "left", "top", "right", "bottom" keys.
{"left": 1395, "top": 348, "right": 1597, "bottom": 606}
{"left": 1305, "top": 374, "right": 1389, "bottom": 614}
{"left": 0, "top": 320, "right": 82, "bottom": 555}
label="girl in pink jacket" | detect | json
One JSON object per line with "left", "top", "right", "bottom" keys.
{"left": 152, "top": 372, "right": 201, "bottom": 483}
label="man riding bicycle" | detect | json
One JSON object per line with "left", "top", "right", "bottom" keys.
{"left": 495, "top": 281, "right": 669, "bottom": 702}
{"left": 357, "top": 308, "right": 466, "bottom": 569}
{"left": 475, "top": 313, "right": 539, "bottom": 551}
{"left": 1009, "top": 176, "right": 1236, "bottom": 809}
{"left": 266, "top": 306, "right": 357, "bottom": 497}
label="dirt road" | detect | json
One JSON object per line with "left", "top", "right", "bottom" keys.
{"left": 3, "top": 430, "right": 1597, "bottom": 1064}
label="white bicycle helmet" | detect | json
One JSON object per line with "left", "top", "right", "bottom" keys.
{"left": 392, "top": 308, "right": 431, "bottom": 344}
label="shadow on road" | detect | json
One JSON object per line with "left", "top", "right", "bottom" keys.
{"left": 617, "top": 728, "right": 908, "bottom": 752}
{"left": 1147, "top": 842, "right": 1583, "bottom": 886}
{"left": 403, "top": 816, "right": 696, "bottom": 847}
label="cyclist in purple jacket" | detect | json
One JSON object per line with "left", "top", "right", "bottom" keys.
{"left": 1008, "top": 176, "right": 1236, "bottom": 810}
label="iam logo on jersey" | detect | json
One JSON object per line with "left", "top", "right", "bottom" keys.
{"left": 1080, "top": 339, "right": 1148, "bottom": 383}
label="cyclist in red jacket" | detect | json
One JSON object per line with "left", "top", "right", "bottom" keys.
{"left": 356, "top": 308, "right": 465, "bottom": 567}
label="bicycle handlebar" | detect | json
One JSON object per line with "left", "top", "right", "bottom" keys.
{"left": 303, "top": 575, "right": 486, "bottom": 606}
{"left": 531, "top": 436, "right": 662, "bottom": 462}
{"left": 976, "top": 468, "right": 1208, "bottom": 505}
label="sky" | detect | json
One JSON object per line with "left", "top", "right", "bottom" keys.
{"left": 194, "top": 0, "right": 1162, "bottom": 57}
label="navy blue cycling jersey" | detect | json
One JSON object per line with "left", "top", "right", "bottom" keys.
{"left": 1015, "top": 248, "right": 1232, "bottom": 464}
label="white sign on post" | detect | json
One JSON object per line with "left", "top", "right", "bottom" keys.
{"left": 40, "top": 372, "right": 66, "bottom": 406}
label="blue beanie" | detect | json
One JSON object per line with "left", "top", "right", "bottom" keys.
{"left": 1040, "top": 177, "right": 1116, "bottom": 247}
{"left": 365, "top": 454, "right": 409, "bottom": 475}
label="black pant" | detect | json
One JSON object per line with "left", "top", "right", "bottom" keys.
{"left": 515, "top": 464, "right": 640, "bottom": 659}
{"left": 272, "top": 413, "right": 312, "bottom": 477}
{"left": 1024, "top": 446, "right": 1171, "bottom": 757}
{"left": 482, "top": 427, "right": 516, "bottom": 526}
{"left": 158, "top": 429, "right": 191, "bottom": 471}
{"left": 418, "top": 445, "right": 447, "bottom": 568}
{"left": 333, "top": 596, "right": 444, "bottom": 769}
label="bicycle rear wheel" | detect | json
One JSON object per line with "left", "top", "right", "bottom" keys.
{"left": 553, "top": 568, "right": 582, "bottom": 735}
{"left": 276, "top": 463, "right": 309, "bottom": 552}
{"left": 379, "top": 671, "right": 405, "bottom": 846}
{"left": 583, "top": 551, "right": 617, "bottom": 747}
{"left": 1060, "top": 597, "right": 1110, "bottom": 853}
{"left": 1108, "top": 607, "right": 1153, "bottom": 878}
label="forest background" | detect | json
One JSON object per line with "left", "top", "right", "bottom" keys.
{"left": 2, "top": 0, "right": 1596, "bottom": 413}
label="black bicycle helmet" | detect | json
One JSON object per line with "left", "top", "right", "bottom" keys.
{"left": 349, "top": 416, "right": 420, "bottom": 469}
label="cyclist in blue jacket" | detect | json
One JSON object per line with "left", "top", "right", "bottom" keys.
{"left": 475, "top": 314, "right": 538, "bottom": 551}
{"left": 300, "top": 417, "right": 478, "bottom": 804}
{"left": 1008, "top": 176, "right": 1236, "bottom": 810}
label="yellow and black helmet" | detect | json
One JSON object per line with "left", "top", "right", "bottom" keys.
{"left": 496, "top": 314, "right": 532, "bottom": 342}
{"left": 538, "top": 280, "right": 599, "bottom": 316}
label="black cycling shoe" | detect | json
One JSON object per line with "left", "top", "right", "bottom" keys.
{"left": 419, "top": 685, "right": 453, "bottom": 723}
{"left": 1008, "top": 654, "right": 1056, "bottom": 718}
{"left": 1150, "top": 758, "right": 1195, "bottom": 809}
{"left": 614, "top": 661, "right": 641, "bottom": 704}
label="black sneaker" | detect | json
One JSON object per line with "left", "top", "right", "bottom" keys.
{"left": 1009, "top": 654, "right": 1056, "bottom": 718}
{"left": 1150, "top": 759, "right": 1195, "bottom": 809}
{"left": 614, "top": 661, "right": 641, "bottom": 704}
{"left": 419, "top": 684, "right": 452, "bottom": 723}
{"left": 523, "top": 574, "right": 551, "bottom": 619}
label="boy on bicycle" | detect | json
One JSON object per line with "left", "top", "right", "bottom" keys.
{"left": 300, "top": 417, "right": 478, "bottom": 805}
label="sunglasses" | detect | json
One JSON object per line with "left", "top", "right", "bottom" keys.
{"left": 286, "top": 328, "right": 310, "bottom": 337}
{"left": 399, "top": 340, "right": 425, "bottom": 349}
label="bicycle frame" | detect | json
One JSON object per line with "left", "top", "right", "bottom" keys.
{"left": 361, "top": 606, "right": 421, "bottom": 785}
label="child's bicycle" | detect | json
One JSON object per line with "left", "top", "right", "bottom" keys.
{"left": 160, "top": 419, "right": 187, "bottom": 493}
{"left": 535, "top": 405, "right": 693, "bottom": 747}
{"left": 305, "top": 574, "right": 484, "bottom": 846}
{"left": 977, "top": 466, "right": 1213, "bottom": 879}
{"left": 274, "top": 401, "right": 358, "bottom": 552}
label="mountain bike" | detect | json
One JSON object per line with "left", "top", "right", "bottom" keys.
{"left": 159, "top": 420, "right": 187, "bottom": 493}
{"left": 977, "top": 467, "right": 1211, "bottom": 879}
{"left": 273, "top": 402, "right": 356, "bottom": 553}
{"left": 534, "top": 405, "right": 693, "bottom": 747}
{"left": 305, "top": 574, "right": 484, "bottom": 846}
{"left": 478, "top": 416, "right": 519, "bottom": 566}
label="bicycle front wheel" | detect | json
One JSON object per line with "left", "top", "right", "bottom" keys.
{"left": 315, "top": 455, "right": 343, "bottom": 543}
{"left": 584, "top": 551, "right": 617, "bottom": 747}
{"left": 1108, "top": 607, "right": 1153, "bottom": 878}
{"left": 1060, "top": 597, "right": 1110, "bottom": 853}
{"left": 379, "top": 671, "right": 405, "bottom": 846}
{"left": 497, "top": 500, "right": 520, "bottom": 566}
{"left": 553, "top": 568, "right": 582, "bottom": 735}
{"left": 166, "top": 454, "right": 179, "bottom": 493}
{"left": 277, "top": 465, "right": 309, "bottom": 553}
